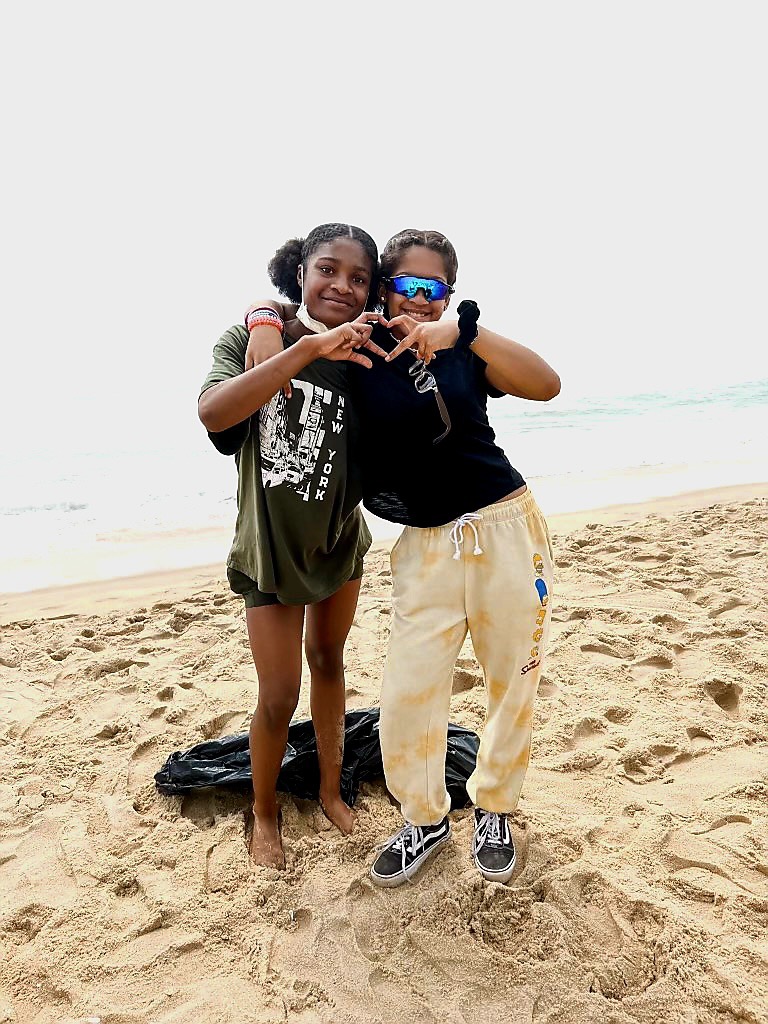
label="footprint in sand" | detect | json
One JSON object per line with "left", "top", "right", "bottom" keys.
{"left": 651, "top": 612, "right": 687, "bottom": 630}
{"left": 603, "top": 706, "right": 634, "bottom": 725}
{"left": 367, "top": 966, "right": 401, "bottom": 997}
{"left": 569, "top": 716, "right": 608, "bottom": 749}
{"left": 164, "top": 706, "right": 188, "bottom": 725}
{"left": 127, "top": 736, "right": 161, "bottom": 792}
{"left": 649, "top": 742, "right": 685, "bottom": 763}
{"left": 548, "top": 618, "right": 582, "bottom": 644}
{"left": 87, "top": 657, "right": 149, "bottom": 680}
{"left": 103, "top": 927, "right": 203, "bottom": 970}
{"left": 701, "top": 676, "right": 743, "bottom": 718}
{"left": 580, "top": 636, "right": 634, "bottom": 664}
{"left": 690, "top": 814, "right": 752, "bottom": 840}
{"left": 104, "top": 621, "right": 146, "bottom": 637}
{"left": 75, "top": 638, "right": 106, "bottom": 653}
{"left": 617, "top": 533, "right": 647, "bottom": 544}
{"left": 629, "top": 650, "right": 676, "bottom": 684}
{"left": 167, "top": 609, "right": 206, "bottom": 633}
{"left": 552, "top": 607, "right": 590, "bottom": 622}
{"left": 685, "top": 725, "right": 715, "bottom": 750}
{"left": 345, "top": 878, "right": 402, "bottom": 962}
{"left": 204, "top": 834, "right": 250, "bottom": 893}
{"left": 634, "top": 648, "right": 675, "bottom": 667}
{"left": 618, "top": 740, "right": 688, "bottom": 783}
{"left": 537, "top": 673, "right": 559, "bottom": 698}
{"left": 142, "top": 630, "right": 176, "bottom": 642}
{"left": 198, "top": 711, "right": 247, "bottom": 740}
{"left": 94, "top": 721, "right": 131, "bottom": 740}
{"left": 729, "top": 548, "right": 759, "bottom": 559}
{"left": 674, "top": 645, "right": 709, "bottom": 680}
{"left": 180, "top": 792, "right": 218, "bottom": 830}
{"left": 452, "top": 665, "right": 482, "bottom": 695}
{"left": 663, "top": 827, "right": 768, "bottom": 902}
{"left": 717, "top": 623, "right": 753, "bottom": 639}
{"left": 707, "top": 595, "right": 749, "bottom": 620}
{"left": 631, "top": 549, "right": 673, "bottom": 564}
{"left": 1, "top": 902, "right": 55, "bottom": 943}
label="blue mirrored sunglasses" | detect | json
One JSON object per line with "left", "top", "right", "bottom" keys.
{"left": 384, "top": 275, "right": 455, "bottom": 302}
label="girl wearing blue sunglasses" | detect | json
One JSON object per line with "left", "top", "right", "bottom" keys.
{"left": 245, "top": 228, "right": 560, "bottom": 887}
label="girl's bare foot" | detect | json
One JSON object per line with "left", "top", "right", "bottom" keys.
{"left": 319, "top": 791, "right": 356, "bottom": 835}
{"left": 248, "top": 808, "right": 285, "bottom": 868}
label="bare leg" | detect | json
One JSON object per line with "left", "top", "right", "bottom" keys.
{"left": 305, "top": 577, "right": 361, "bottom": 835}
{"left": 245, "top": 602, "right": 305, "bottom": 867}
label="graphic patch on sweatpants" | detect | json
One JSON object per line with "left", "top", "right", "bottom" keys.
{"left": 521, "top": 552, "right": 548, "bottom": 676}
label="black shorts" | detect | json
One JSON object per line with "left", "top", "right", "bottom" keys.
{"left": 227, "top": 559, "right": 365, "bottom": 608}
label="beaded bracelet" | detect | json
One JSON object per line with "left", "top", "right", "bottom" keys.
{"left": 246, "top": 307, "right": 284, "bottom": 334}
{"left": 245, "top": 304, "right": 282, "bottom": 320}
{"left": 246, "top": 306, "right": 282, "bottom": 325}
{"left": 247, "top": 316, "right": 284, "bottom": 334}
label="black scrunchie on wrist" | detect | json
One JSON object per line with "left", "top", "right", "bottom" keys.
{"left": 455, "top": 299, "right": 480, "bottom": 351}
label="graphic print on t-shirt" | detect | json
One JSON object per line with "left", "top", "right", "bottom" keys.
{"left": 259, "top": 380, "right": 346, "bottom": 502}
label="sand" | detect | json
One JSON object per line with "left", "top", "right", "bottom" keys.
{"left": 0, "top": 491, "right": 767, "bottom": 1023}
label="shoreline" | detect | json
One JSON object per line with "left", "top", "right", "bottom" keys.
{"left": 1, "top": 480, "right": 766, "bottom": 623}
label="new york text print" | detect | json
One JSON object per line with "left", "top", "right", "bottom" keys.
{"left": 259, "top": 382, "right": 346, "bottom": 502}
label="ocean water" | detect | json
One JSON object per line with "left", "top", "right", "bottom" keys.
{"left": 1, "top": 379, "right": 766, "bottom": 593}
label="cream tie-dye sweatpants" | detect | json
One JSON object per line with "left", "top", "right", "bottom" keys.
{"left": 379, "top": 490, "right": 554, "bottom": 826}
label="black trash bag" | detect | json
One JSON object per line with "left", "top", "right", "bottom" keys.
{"left": 155, "top": 707, "right": 479, "bottom": 810}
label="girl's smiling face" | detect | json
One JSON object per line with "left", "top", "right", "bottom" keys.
{"left": 382, "top": 246, "right": 452, "bottom": 323}
{"left": 300, "top": 237, "right": 374, "bottom": 328}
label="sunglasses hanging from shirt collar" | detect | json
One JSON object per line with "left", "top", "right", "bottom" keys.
{"left": 407, "top": 354, "right": 452, "bottom": 445}
{"left": 384, "top": 328, "right": 452, "bottom": 445}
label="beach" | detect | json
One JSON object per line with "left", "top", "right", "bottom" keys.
{"left": 2, "top": 378, "right": 766, "bottom": 597}
{"left": 1, "top": 487, "right": 767, "bottom": 1023}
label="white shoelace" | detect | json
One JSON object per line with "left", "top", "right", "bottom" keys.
{"left": 472, "top": 811, "right": 509, "bottom": 856}
{"left": 378, "top": 822, "right": 426, "bottom": 882}
{"left": 450, "top": 512, "right": 484, "bottom": 560}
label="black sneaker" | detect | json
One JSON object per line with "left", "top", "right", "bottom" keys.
{"left": 472, "top": 809, "right": 516, "bottom": 883}
{"left": 370, "top": 817, "right": 451, "bottom": 887}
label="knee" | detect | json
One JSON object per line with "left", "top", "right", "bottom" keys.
{"left": 256, "top": 685, "right": 300, "bottom": 730}
{"left": 305, "top": 641, "right": 344, "bottom": 681}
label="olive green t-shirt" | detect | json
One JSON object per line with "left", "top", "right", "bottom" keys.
{"left": 200, "top": 324, "right": 371, "bottom": 605}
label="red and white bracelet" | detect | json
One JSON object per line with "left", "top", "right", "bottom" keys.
{"left": 245, "top": 306, "right": 284, "bottom": 334}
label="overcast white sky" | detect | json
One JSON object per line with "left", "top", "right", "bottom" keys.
{"left": 2, "top": 2, "right": 766, "bottom": 455}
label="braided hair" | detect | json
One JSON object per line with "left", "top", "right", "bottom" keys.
{"left": 380, "top": 228, "right": 459, "bottom": 286}
{"left": 268, "top": 223, "right": 380, "bottom": 309}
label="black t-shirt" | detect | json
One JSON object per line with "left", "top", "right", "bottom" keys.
{"left": 349, "top": 326, "right": 525, "bottom": 527}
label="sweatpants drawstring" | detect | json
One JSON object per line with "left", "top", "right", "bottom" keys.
{"left": 450, "top": 512, "right": 484, "bottom": 560}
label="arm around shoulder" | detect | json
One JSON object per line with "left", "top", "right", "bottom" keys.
{"left": 198, "top": 333, "right": 319, "bottom": 433}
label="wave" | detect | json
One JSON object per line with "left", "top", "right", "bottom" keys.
{"left": 3, "top": 501, "right": 89, "bottom": 516}
{"left": 500, "top": 378, "right": 768, "bottom": 424}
